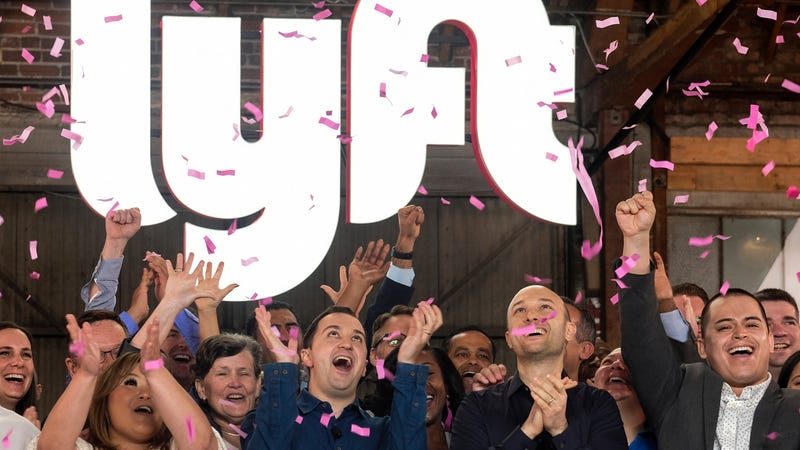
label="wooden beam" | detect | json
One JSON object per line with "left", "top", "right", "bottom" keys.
{"left": 672, "top": 136, "right": 800, "bottom": 165}
{"left": 670, "top": 164, "right": 800, "bottom": 191}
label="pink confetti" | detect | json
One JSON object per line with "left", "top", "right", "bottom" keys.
{"left": 549, "top": 63, "right": 557, "bottom": 72}
{"left": 376, "top": 358, "right": 394, "bottom": 381}
{"left": 610, "top": 293, "right": 619, "bottom": 305}
{"left": 637, "top": 179, "right": 647, "bottom": 193}
{"left": 43, "top": 15, "right": 52, "bottom": 30}
{"left": 69, "top": 342, "right": 83, "bottom": 357}
{"left": 545, "top": 152, "right": 558, "bottom": 162}
{"left": 766, "top": 432, "right": 780, "bottom": 440}
{"left": 553, "top": 88, "right": 573, "bottom": 97}
{"left": 50, "top": 37, "right": 64, "bottom": 57}
{"left": 189, "top": 0, "right": 204, "bottom": 12}
{"left": 295, "top": 415, "right": 304, "bottom": 424}
{"left": 611, "top": 278, "right": 628, "bottom": 289}
{"left": 20, "top": 25, "right": 31, "bottom": 33}
{"left": 649, "top": 159, "right": 674, "bottom": 171}
{"left": 781, "top": 79, "right": 800, "bottom": 94}
{"left": 688, "top": 80, "right": 710, "bottom": 91}
{"left": 104, "top": 14, "right": 123, "bottom": 23}
{"left": 21, "top": 4, "right": 36, "bottom": 16}
{"left": 0, "top": 216, "right": 4, "bottom": 227}
{"left": 29, "top": 241, "right": 38, "bottom": 260}
{"left": 244, "top": 102, "right": 263, "bottom": 122}
{"left": 510, "top": 322, "right": 538, "bottom": 336}
{"left": 374, "top": 4, "right": 393, "bottom": 17}
{"left": 216, "top": 169, "right": 235, "bottom": 176}
{"left": 420, "top": 54, "right": 429, "bottom": 63}
{"left": 705, "top": 121, "right": 718, "bottom": 141}
{"left": 75, "top": 38, "right": 84, "bottom": 45}
{"left": 505, "top": 56, "right": 522, "bottom": 66}
{"left": 697, "top": 0, "right": 708, "bottom": 4}
{"left": 469, "top": 195, "right": 485, "bottom": 211}
{"left": 595, "top": 64, "right": 609, "bottom": 71}
{"left": 757, "top": 8, "right": 778, "bottom": 20}
{"left": 313, "top": 1, "right": 325, "bottom": 8}
{"left": 556, "top": 110, "right": 568, "bottom": 120}
{"left": 34, "top": 197, "right": 48, "bottom": 212}
{"left": 21, "top": 48, "right": 34, "bottom": 64}
{"left": 59, "top": 84, "right": 70, "bottom": 105}
{"left": 603, "top": 40, "right": 618, "bottom": 61}
{"left": 3, "top": 429, "right": 12, "bottom": 448}
{"left": 765, "top": 73, "right": 771, "bottom": 83}
{"left": 259, "top": 297, "right": 273, "bottom": 306}
{"left": 417, "top": 185, "right": 428, "bottom": 195}
{"left": 786, "top": 186, "right": 800, "bottom": 199}
{"left": 36, "top": 100, "right": 55, "bottom": 118}
{"left": 673, "top": 194, "right": 690, "bottom": 205}
{"left": 187, "top": 169, "right": 205, "bottom": 180}
{"left": 313, "top": 9, "right": 332, "bottom": 20}
{"left": 719, "top": 281, "right": 730, "bottom": 296}
{"left": 431, "top": 106, "right": 438, "bottom": 119}
{"left": 596, "top": 17, "right": 620, "bottom": 28}
{"left": 29, "top": 272, "right": 40, "bottom": 280}
{"left": 320, "top": 413, "right": 332, "bottom": 427}
{"left": 797, "top": 272, "right": 800, "bottom": 283}
{"left": 575, "top": 291, "right": 583, "bottom": 304}
{"left": 608, "top": 140, "right": 642, "bottom": 159}
{"left": 105, "top": 201, "right": 120, "bottom": 217}
{"left": 524, "top": 274, "right": 552, "bottom": 285}
{"left": 568, "top": 137, "right": 603, "bottom": 261}
{"left": 536, "top": 101, "right": 558, "bottom": 110}
{"left": 203, "top": 236, "right": 216, "bottom": 254}
{"left": 60, "top": 128, "right": 83, "bottom": 150}
{"left": 242, "top": 257, "right": 259, "bottom": 266}
{"left": 615, "top": 253, "right": 640, "bottom": 279}
{"left": 218, "top": 398, "right": 236, "bottom": 408}
{"left": 732, "top": 37, "right": 749, "bottom": 55}
{"left": 144, "top": 359, "right": 165, "bottom": 371}
{"left": 289, "top": 326, "right": 299, "bottom": 340}
{"left": 383, "top": 331, "right": 402, "bottom": 341}
{"left": 776, "top": 35, "right": 785, "bottom": 44}
{"left": 747, "top": 130, "right": 769, "bottom": 152}
{"left": 762, "top": 160, "right": 775, "bottom": 176}
{"left": 400, "top": 107, "right": 415, "bottom": 117}
{"left": 646, "top": 12, "right": 654, "bottom": 24}
{"left": 3, "top": 125, "right": 35, "bottom": 146}
{"left": 186, "top": 417, "right": 195, "bottom": 442}
{"left": 689, "top": 235, "right": 714, "bottom": 247}
{"left": 699, "top": 250, "right": 711, "bottom": 259}
{"left": 634, "top": 89, "right": 653, "bottom": 109}
{"left": 379, "top": 82, "right": 387, "bottom": 97}
{"left": 228, "top": 423, "right": 248, "bottom": 439}
{"left": 62, "top": 114, "right": 77, "bottom": 124}
{"left": 745, "top": 104, "right": 760, "bottom": 130}
{"left": 319, "top": 117, "right": 340, "bottom": 130}
{"left": 440, "top": 197, "right": 451, "bottom": 205}
{"left": 337, "top": 134, "right": 352, "bottom": 144}
{"left": 351, "top": 424, "right": 370, "bottom": 437}
{"left": 426, "top": 297, "right": 435, "bottom": 305}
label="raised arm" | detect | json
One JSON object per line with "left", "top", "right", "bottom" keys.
{"left": 331, "top": 240, "right": 391, "bottom": 315}
{"left": 195, "top": 262, "right": 233, "bottom": 341}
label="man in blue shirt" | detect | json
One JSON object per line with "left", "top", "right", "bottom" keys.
{"left": 244, "top": 301, "right": 442, "bottom": 450}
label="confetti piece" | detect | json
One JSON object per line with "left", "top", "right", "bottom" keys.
{"left": 295, "top": 415, "right": 304, "bottom": 424}
{"left": 545, "top": 152, "right": 558, "bottom": 162}
{"left": 59, "top": 84, "right": 70, "bottom": 105}
{"left": 187, "top": 169, "right": 205, "bottom": 180}
{"left": 313, "top": 9, "right": 332, "bottom": 20}
{"left": 104, "top": 14, "right": 123, "bottom": 23}
{"left": 278, "top": 106, "right": 294, "bottom": 118}
{"left": 524, "top": 274, "right": 552, "bottom": 284}
{"left": 379, "top": 82, "right": 387, "bottom": 97}
{"left": 75, "top": 38, "right": 84, "bottom": 45}
{"left": 228, "top": 423, "right": 248, "bottom": 439}
{"left": 3, "top": 125, "right": 35, "bottom": 146}
{"left": 536, "top": 101, "right": 558, "bottom": 110}
{"left": 469, "top": 195, "right": 485, "bottom": 211}
{"left": 48, "top": 37, "right": 65, "bottom": 57}
{"left": 705, "top": 121, "right": 718, "bottom": 141}
{"left": 313, "top": 1, "right": 325, "bottom": 8}
{"left": 745, "top": 104, "right": 760, "bottom": 130}
{"left": 697, "top": 0, "right": 707, "bottom": 4}
{"left": 242, "top": 257, "right": 259, "bottom": 266}
{"left": 144, "top": 359, "right": 165, "bottom": 371}
{"left": 510, "top": 322, "right": 538, "bottom": 336}
{"left": 505, "top": 56, "right": 522, "bottom": 66}
{"left": 20, "top": 25, "right": 31, "bottom": 33}
{"left": 203, "top": 235, "right": 216, "bottom": 254}
{"left": 574, "top": 291, "right": 583, "bottom": 304}
{"left": 732, "top": 37, "right": 748, "bottom": 55}
{"left": 646, "top": 12, "right": 654, "bottom": 24}
{"left": 556, "top": 110, "right": 568, "bottom": 120}
{"left": 765, "top": 74, "right": 772, "bottom": 83}
{"left": 610, "top": 293, "right": 619, "bottom": 305}
{"left": 0, "top": 216, "right": 3, "bottom": 226}
{"left": 420, "top": 54, "right": 429, "bottom": 63}
{"left": 29, "top": 272, "right": 40, "bottom": 280}
{"left": 649, "top": 159, "right": 674, "bottom": 171}
{"left": 603, "top": 40, "right": 618, "bottom": 61}
{"left": 29, "top": 241, "right": 38, "bottom": 260}
{"left": 786, "top": 186, "right": 800, "bottom": 199}
{"left": 431, "top": 106, "right": 438, "bottom": 119}
{"left": 549, "top": 63, "right": 557, "bottom": 72}
{"left": 337, "top": 134, "right": 352, "bottom": 144}
{"left": 244, "top": 102, "right": 263, "bottom": 122}
{"left": 43, "top": 15, "right": 52, "bottom": 30}
{"left": 440, "top": 197, "right": 450, "bottom": 205}
{"left": 568, "top": 137, "right": 603, "bottom": 261}
{"left": 596, "top": 17, "right": 620, "bottom": 28}
{"left": 781, "top": 79, "right": 800, "bottom": 94}
{"left": 259, "top": 297, "right": 273, "bottom": 305}
{"left": 608, "top": 140, "right": 642, "bottom": 159}
{"left": 673, "top": 194, "right": 689, "bottom": 205}
{"left": 3, "top": 429, "right": 12, "bottom": 448}
{"left": 351, "top": 424, "right": 370, "bottom": 437}
{"left": 699, "top": 250, "right": 711, "bottom": 259}
{"left": 21, "top": 4, "right": 36, "bottom": 16}
{"left": 417, "top": 185, "right": 428, "bottom": 195}
{"left": 216, "top": 169, "right": 235, "bottom": 176}
{"left": 719, "top": 281, "right": 730, "bottom": 296}
{"left": 634, "top": 89, "right": 653, "bottom": 109}
{"left": 553, "top": 88, "right": 573, "bottom": 96}
{"left": 318, "top": 117, "right": 340, "bottom": 130}
{"left": 383, "top": 331, "right": 402, "bottom": 341}
{"left": 60, "top": 128, "right": 83, "bottom": 150}
{"left": 69, "top": 342, "right": 83, "bottom": 357}
{"left": 595, "top": 63, "right": 609, "bottom": 71}
{"left": 757, "top": 8, "right": 778, "bottom": 20}
{"left": 186, "top": 417, "right": 194, "bottom": 442}
{"left": 61, "top": 114, "right": 77, "bottom": 124}
{"left": 400, "top": 107, "right": 415, "bottom": 117}
{"left": 232, "top": 123, "right": 240, "bottom": 141}
{"left": 747, "top": 130, "right": 768, "bottom": 152}
{"left": 21, "top": 48, "right": 34, "bottom": 64}
{"left": 189, "top": 0, "right": 204, "bottom": 12}
{"left": 776, "top": 35, "right": 784, "bottom": 44}
{"left": 762, "top": 160, "right": 775, "bottom": 176}
{"left": 426, "top": 297, "right": 435, "bottom": 305}
{"left": 766, "top": 432, "right": 780, "bottom": 440}
{"left": 374, "top": 4, "right": 393, "bottom": 17}
{"left": 34, "top": 197, "right": 48, "bottom": 212}
{"left": 376, "top": 358, "right": 394, "bottom": 381}
{"left": 615, "top": 253, "right": 640, "bottom": 279}
{"left": 36, "top": 100, "right": 55, "bottom": 118}
{"left": 289, "top": 326, "right": 299, "bottom": 340}
{"left": 689, "top": 235, "right": 714, "bottom": 247}
{"left": 320, "top": 413, "right": 332, "bottom": 427}
{"left": 611, "top": 278, "right": 628, "bottom": 289}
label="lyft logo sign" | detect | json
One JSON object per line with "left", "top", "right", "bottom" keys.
{"left": 70, "top": 0, "right": 576, "bottom": 300}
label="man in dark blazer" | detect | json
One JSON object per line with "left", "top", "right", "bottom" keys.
{"left": 616, "top": 190, "right": 800, "bottom": 450}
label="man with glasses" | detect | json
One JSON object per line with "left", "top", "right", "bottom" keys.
{"left": 64, "top": 310, "right": 128, "bottom": 377}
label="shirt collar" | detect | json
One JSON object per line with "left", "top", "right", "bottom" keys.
{"left": 297, "top": 389, "right": 370, "bottom": 419}
{"left": 720, "top": 373, "right": 772, "bottom": 403}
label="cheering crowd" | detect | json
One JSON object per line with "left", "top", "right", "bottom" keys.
{"left": 2, "top": 193, "right": 800, "bottom": 449}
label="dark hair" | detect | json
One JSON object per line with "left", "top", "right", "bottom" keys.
{"left": 701, "top": 288, "right": 768, "bottom": 337}
{"left": 245, "top": 301, "right": 301, "bottom": 337}
{"left": 755, "top": 288, "right": 799, "bottom": 316}
{"left": 562, "top": 299, "right": 596, "bottom": 344}
{"left": 778, "top": 350, "right": 800, "bottom": 388}
{"left": 304, "top": 306, "right": 362, "bottom": 349}
{"left": 0, "top": 322, "right": 37, "bottom": 414}
{"left": 372, "top": 305, "right": 414, "bottom": 338}
{"left": 193, "top": 333, "right": 262, "bottom": 380}
{"left": 442, "top": 326, "right": 496, "bottom": 361}
{"left": 76, "top": 310, "right": 128, "bottom": 331}
{"left": 673, "top": 283, "right": 710, "bottom": 305}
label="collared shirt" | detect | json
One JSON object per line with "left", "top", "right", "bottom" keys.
{"left": 714, "top": 374, "right": 771, "bottom": 450}
{"left": 1, "top": 405, "right": 39, "bottom": 450}
{"left": 451, "top": 373, "right": 627, "bottom": 450}
{"left": 243, "top": 362, "right": 428, "bottom": 450}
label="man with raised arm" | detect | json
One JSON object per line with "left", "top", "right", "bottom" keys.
{"left": 616, "top": 190, "right": 800, "bottom": 449}
{"left": 451, "top": 285, "right": 626, "bottom": 449}
{"left": 243, "top": 301, "right": 441, "bottom": 450}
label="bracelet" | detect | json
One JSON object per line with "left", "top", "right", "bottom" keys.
{"left": 391, "top": 246, "right": 413, "bottom": 260}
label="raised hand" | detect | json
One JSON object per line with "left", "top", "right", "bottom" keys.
{"left": 349, "top": 240, "right": 391, "bottom": 287}
{"left": 471, "top": 363, "right": 508, "bottom": 392}
{"left": 320, "top": 265, "right": 374, "bottom": 314}
{"left": 66, "top": 314, "right": 102, "bottom": 376}
{"left": 140, "top": 318, "right": 166, "bottom": 375}
{"left": 105, "top": 207, "right": 142, "bottom": 242}
{"left": 396, "top": 205, "right": 425, "bottom": 246}
{"left": 523, "top": 375, "right": 577, "bottom": 438}
{"left": 195, "top": 261, "right": 237, "bottom": 308}
{"left": 255, "top": 305, "right": 299, "bottom": 364}
{"left": 398, "top": 301, "right": 443, "bottom": 363}
{"left": 615, "top": 191, "right": 655, "bottom": 238}
{"left": 145, "top": 252, "right": 169, "bottom": 301}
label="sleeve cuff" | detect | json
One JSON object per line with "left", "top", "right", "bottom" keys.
{"left": 119, "top": 311, "right": 140, "bottom": 336}
{"left": 387, "top": 264, "right": 415, "bottom": 287}
{"left": 660, "top": 309, "right": 691, "bottom": 343}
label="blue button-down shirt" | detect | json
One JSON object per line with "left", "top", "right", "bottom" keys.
{"left": 243, "top": 362, "right": 428, "bottom": 450}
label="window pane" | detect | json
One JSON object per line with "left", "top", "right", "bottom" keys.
{"left": 722, "top": 218, "right": 782, "bottom": 293}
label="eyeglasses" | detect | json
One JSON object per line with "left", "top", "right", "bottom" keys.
{"left": 99, "top": 345, "right": 121, "bottom": 363}
{"left": 375, "top": 333, "right": 407, "bottom": 349}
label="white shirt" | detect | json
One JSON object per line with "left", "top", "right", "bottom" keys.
{"left": 0, "top": 405, "right": 40, "bottom": 450}
{"left": 713, "top": 374, "right": 771, "bottom": 450}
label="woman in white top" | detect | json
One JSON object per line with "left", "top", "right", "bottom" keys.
{"left": 30, "top": 315, "right": 225, "bottom": 450}
{"left": 0, "top": 322, "right": 40, "bottom": 449}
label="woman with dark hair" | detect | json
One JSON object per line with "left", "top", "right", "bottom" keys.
{"left": 192, "top": 334, "right": 262, "bottom": 449}
{"left": 778, "top": 350, "right": 800, "bottom": 390}
{"left": 30, "top": 315, "right": 225, "bottom": 450}
{"left": 0, "top": 322, "right": 40, "bottom": 449}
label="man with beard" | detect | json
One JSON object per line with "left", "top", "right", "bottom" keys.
{"left": 161, "top": 327, "right": 195, "bottom": 391}
{"left": 444, "top": 326, "right": 495, "bottom": 394}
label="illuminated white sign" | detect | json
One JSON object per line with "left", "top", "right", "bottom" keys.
{"left": 71, "top": 0, "right": 576, "bottom": 299}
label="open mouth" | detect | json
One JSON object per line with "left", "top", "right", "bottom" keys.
{"left": 3, "top": 374, "right": 24, "bottom": 383}
{"left": 172, "top": 353, "right": 192, "bottom": 363}
{"left": 774, "top": 343, "right": 789, "bottom": 351}
{"left": 134, "top": 405, "right": 153, "bottom": 415}
{"left": 426, "top": 394, "right": 434, "bottom": 406}
{"left": 227, "top": 393, "right": 244, "bottom": 401}
{"left": 333, "top": 355, "right": 353, "bottom": 370}
{"left": 462, "top": 371, "right": 476, "bottom": 379}
{"left": 728, "top": 346, "right": 753, "bottom": 356}
{"left": 609, "top": 376, "right": 628, "bottom": 385}
{"left": 527, "top": 329, "right": 545, "bottom": 337}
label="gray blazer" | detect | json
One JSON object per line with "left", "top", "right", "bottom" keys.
{"left": 620, "top": 271, "right": 800, "bottom": 449}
